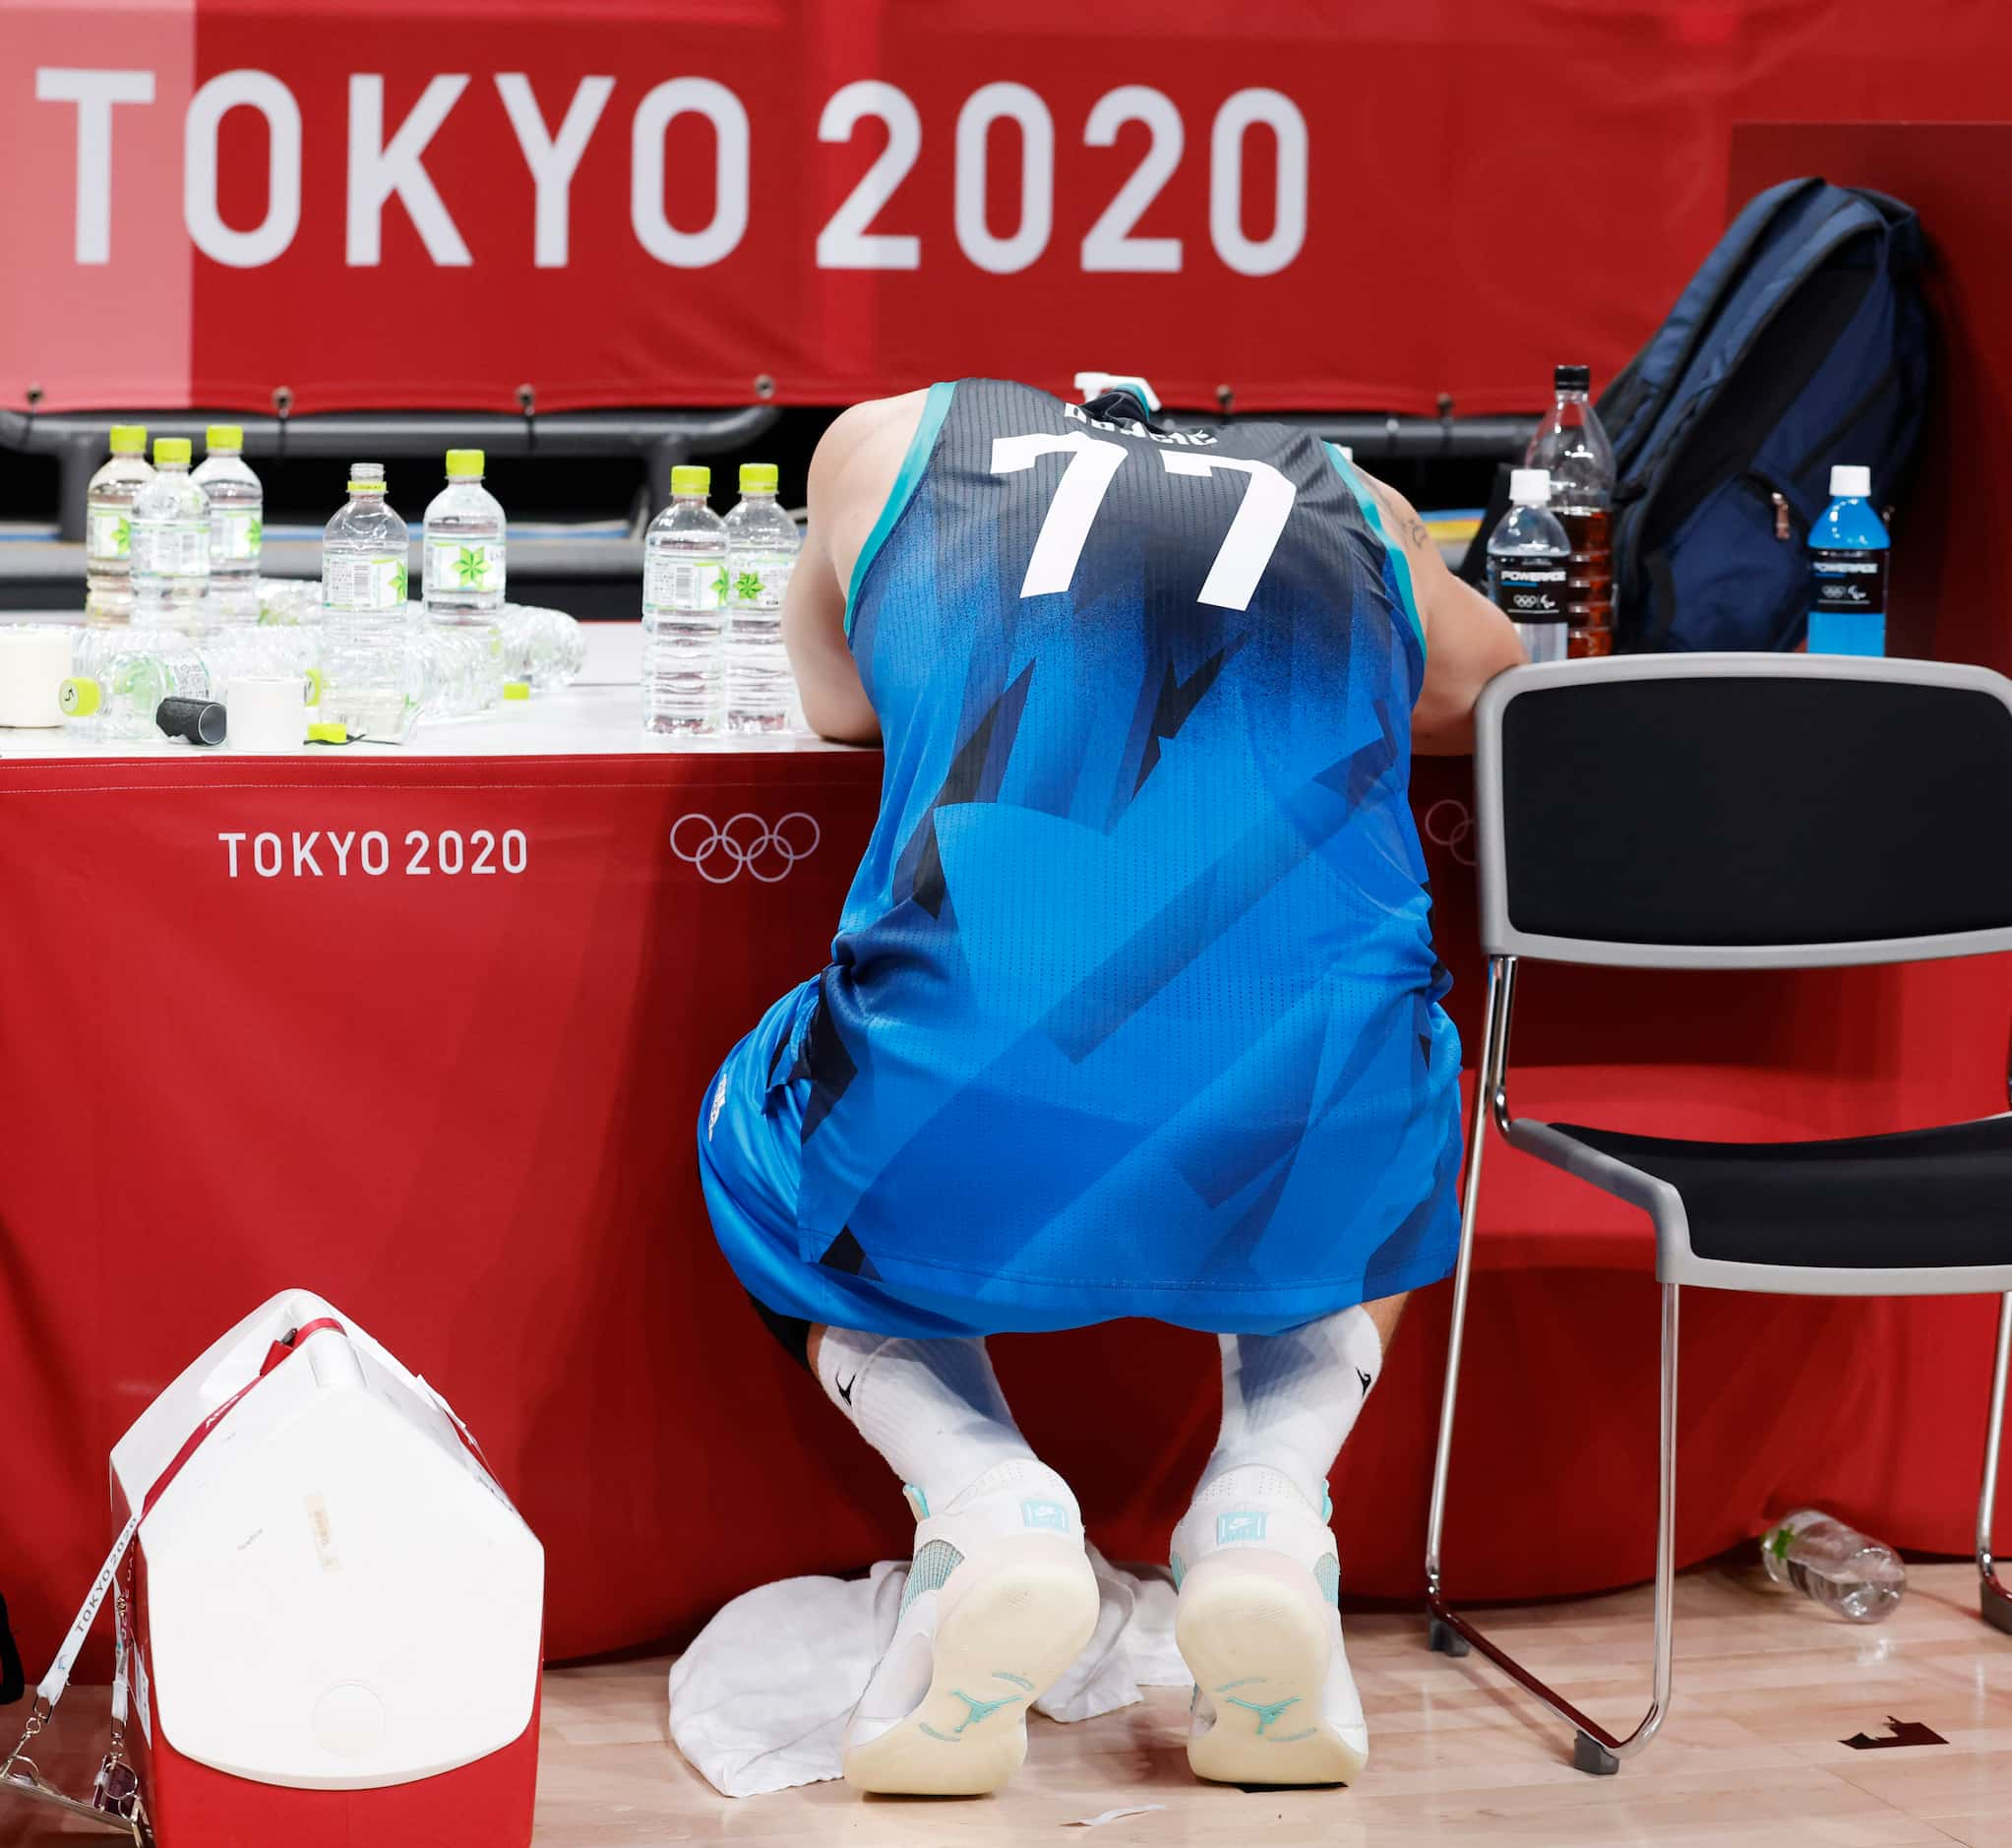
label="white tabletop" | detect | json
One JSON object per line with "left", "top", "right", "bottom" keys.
{"left": 0, "top": 618, "right": 857, "bottom": 761}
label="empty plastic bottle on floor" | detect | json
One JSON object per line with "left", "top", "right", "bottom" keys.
{"left": 1760, "top": 1510, "right": 1905, "bottom": 1623}
{"left": 722, "top": 463, "right": 800, "bottom": 734}
{"left": 1525, "top": 364, "right": 1616, "bottom": 655}
{"left": 1488, "top": 469, "right": 1571, "bottom": 663}
{"left": 320, "top": 462, "right": 420, "bottom": 743}
{"left": 60, "top": 634, "right": 212, "bottom": 739}
{"left": 130, "top": 438, "right": 212, "bottom": 623}
{"left": 85, "top": 425, "right": 152, "bottom": 619}
{"left": 642, "top": 465, "right": 727, "bottom": 734}
{"left": 192, "top": 424, "right": 263, "bottom": 619}
{"left": 424, "top": 449, "right": 507, "bottom": 619}
{"left": 1806, "top": 464, "right": 1890, "bottom": 657}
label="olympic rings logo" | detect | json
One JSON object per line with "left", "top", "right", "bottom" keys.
{"left": 669, "top": 812, "right": 822, "bottom": 884}
{"left": 1423, "top": 798, "right": 1476, "bottom": 867}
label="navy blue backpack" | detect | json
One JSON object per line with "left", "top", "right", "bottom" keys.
{"left": 1600, "top": 177, "right": 1930, "bottom": 651}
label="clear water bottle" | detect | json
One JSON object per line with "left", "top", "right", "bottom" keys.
{"left": 423, "top": 449, "right": 507, "bottom": 619}
{"left": 1525, "top": 364, "right": 1616, "bottom": 654}
{"left": 723, "top": 462, "right": 800, "bottom": 734}
{"left": 85, "top": 425, "right": 152, "bottom": 619}
{"left": 191, "top": 424, "right": 263, "bottom": 621}
{"left": 130, "top": 438, "right": 211, "bottom": 623}
{"left": 320, "top": 463, "right": 420, "bottom": 743}
{"left": 1488, "top": 469, "right": 1572, "bottom": 663}
{"left": 60, "top": 634, "right": 212, "bottom": 739}
{"left": 1807, "top": 464, "right": 1889, "bottom": 657}
{"left": 498, "top": 602, "right": 586, "bottom": 694}
{"left": 642, "top": 464, "right": 727, "bottom": 735}
{"left": 414, "top": 611, "right": 506, "bottom": 719}
{"left": 1761, "top": 1509, "right": 1905, "bottom": 1623}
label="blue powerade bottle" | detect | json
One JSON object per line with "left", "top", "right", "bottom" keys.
{"left": 1807, "top": 464, "right": 1890, "bottom": 656}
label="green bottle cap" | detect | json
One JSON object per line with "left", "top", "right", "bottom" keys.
{"left": 153, "top": 437, "right": 192, "bottom": 466}
{"left": 207, "top": 424, "right": 243, "bottom": 451}
{"left": 739, "top": 462, "right": 778, "bottom": 494}
{"left": 59, "top": 677, "right": 101, "bottom": 717}
{"left": 670, "top": 465, "right": 710, "bottom": 496}
{"left": 307, "top": 720, "right": 350, "bottom": 745}
{"left": 108, "top": 425, "right": 147, "bottom": 456}
{"left": 502, "top": 680, "right": 531, "bottom": 701}
{"left": 446, "top": 449, "right": 485, "bottom": 478}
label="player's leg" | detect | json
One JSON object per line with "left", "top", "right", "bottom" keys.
{"left": 802, "top": 1322, "right": 1099, "bottom": 1796}
{"left": 1170, "top": 1293, "right": 1407, "bottom": 1787}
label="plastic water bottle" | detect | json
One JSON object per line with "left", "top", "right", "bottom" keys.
{"left": 723, "top": 462, "right": 799, "bottom": 733}
{"left": 1488, "top": 469, "right": 1572, "bottom": 663}
{"left": 1525, "top": 364, "right": 1616, "bottom": 654}
{"left": 60, "top": 634, "right": 212, "bottom": 739}
{"left": 642, "top": 465, "right": 727, "bottom": 734}
{"left": 423, "top": 449, "right": 507, "bottom": 619}
{"left": 85, "top": 425, "right": 152, "bottom": 619}
{"left": 1761, "top": 1509, "right": 1905, "bottom": 1622}
{"left": 1806, "top": 464, "right": 1889, "bottom": 656}
{"left": 320, "top": 463, "right": 420, "bottom": 743}
{"left": 130, "top": 438, "right": 212, "bottom": 623}
{"left": 191, "top": 424, "right": 262, "bottom": 620}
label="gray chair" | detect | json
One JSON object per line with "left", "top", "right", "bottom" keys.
{"left": 1423, "top": 652, "right": 2012, "bottom": 1775}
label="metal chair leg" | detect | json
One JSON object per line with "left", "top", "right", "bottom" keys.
{"left": 1424, "top": 957, "right": 1514, "bottom": 1656}
{"left": 1982, "top": 1292, "right": 2012, "bottom": 1635}
{"left": 1425, "top": 995, "right": 1680, "bottom": 1779}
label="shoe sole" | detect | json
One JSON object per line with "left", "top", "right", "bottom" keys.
{"left": 842, "top": 1536, "right": 1100, "bottom": 1796}
{"left": 1176, "top": 1549, "right": 1367, "bottom": 1787}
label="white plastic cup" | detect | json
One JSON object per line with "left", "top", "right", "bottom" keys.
{"left": 226, "top": 674, "right": 309, "bottom": 752}
{"left": 0, "top": 625, "right": 76, "bottom": 726}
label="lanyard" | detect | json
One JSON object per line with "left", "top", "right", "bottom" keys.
{"left": 30, "top": 1318, "right": 346, "bottom": 1719}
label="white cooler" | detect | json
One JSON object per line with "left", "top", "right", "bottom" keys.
{"left": 107, "top": 1290, "right": 543, "bottom": 1845}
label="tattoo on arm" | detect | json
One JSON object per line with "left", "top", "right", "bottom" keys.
{"left": 1366, "top": 477, "right": 1432, "bottom": 550}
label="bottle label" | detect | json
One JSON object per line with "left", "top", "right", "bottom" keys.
{"left": 428, "top": 538, "right": 506, "bottom": 596}
{"left": 211, "top": 508, "right": 263, "bottom": 564}
{"left": 323, "top": 554, "right": 408, "bottom": 611}
{"left": 1489, "top": 558, "right": 1568, "bottom": 620}
{"left": 131, "top": 519, "right": 211, "bottom": 580}
{"left": 728, "top": 557, "right": 795, "bottom": 609}
{"left": 644, "top": 555, "right": 726, "bottom": 613}
{"left": 1810, "top": 547, "right": 1887, "bottom": 615}
{"left": 88, "top": 508, "right": 133, "bottom": 564}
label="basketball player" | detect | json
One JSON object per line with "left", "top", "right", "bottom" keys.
{"left": 698, "top": 379, "right": 1525, "bottom": 1794}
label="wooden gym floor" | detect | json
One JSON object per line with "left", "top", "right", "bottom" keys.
{"left": 6, "top": 1561, "right": 2008, "bottom": 1845}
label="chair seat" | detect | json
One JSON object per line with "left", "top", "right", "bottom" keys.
{"left": 1545, "top": 1114, "right": 2012, "bottom": 1269}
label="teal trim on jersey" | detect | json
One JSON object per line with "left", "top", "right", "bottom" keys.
{"left": 1324, "top": 441, "right": 1426, "bottom": 665}
{"left": 845, "top": 381, "right": 958, "bottom": 635}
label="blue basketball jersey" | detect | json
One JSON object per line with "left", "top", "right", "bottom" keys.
{"left": 761, "top": 378, "right": 1461, "bottom": 1330}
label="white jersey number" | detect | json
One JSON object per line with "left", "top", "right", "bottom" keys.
{"left": 990, "top": 434, "right": 1296, "bottom": 610}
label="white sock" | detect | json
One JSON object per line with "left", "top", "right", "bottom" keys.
{"left": 816, "top": 1326, "right": 1038, "bottom": 1515}
{"left": 1198, "top": 1306, "right": 1385, "bottom": 1512}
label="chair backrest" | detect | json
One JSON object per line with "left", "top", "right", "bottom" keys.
{"left": 1474, "top": 654, "right": 2012, "bottom": 968}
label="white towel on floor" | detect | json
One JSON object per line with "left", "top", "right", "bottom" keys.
{"left": 667, "top": 1545, "right": 1189, "bottom": 1798}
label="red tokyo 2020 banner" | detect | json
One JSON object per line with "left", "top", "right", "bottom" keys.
{"left": 2, "top": 0, "right": 2010, "bottom": 416}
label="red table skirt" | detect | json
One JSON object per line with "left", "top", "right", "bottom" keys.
{"left": 2, "top": 752, "right": 2007, "bottom": 1680}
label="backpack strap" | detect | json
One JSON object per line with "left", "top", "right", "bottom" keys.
{"left": 1601, "top": 177, "right": 1830, "bottom": 473}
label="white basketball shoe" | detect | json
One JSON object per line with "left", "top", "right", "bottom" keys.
{"left": 1169, "top": 1464, "right": 1368, "bottom": 1786}
{"left": 841, "top": 1458, "right": 1100, "bottom": 1795}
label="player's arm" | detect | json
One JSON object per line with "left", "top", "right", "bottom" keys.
{"left": 782, "top": 408, "right": 884, "bottom": 747}
{"left": 1361, "top": 471, "right": 1527, "bottom": 755}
